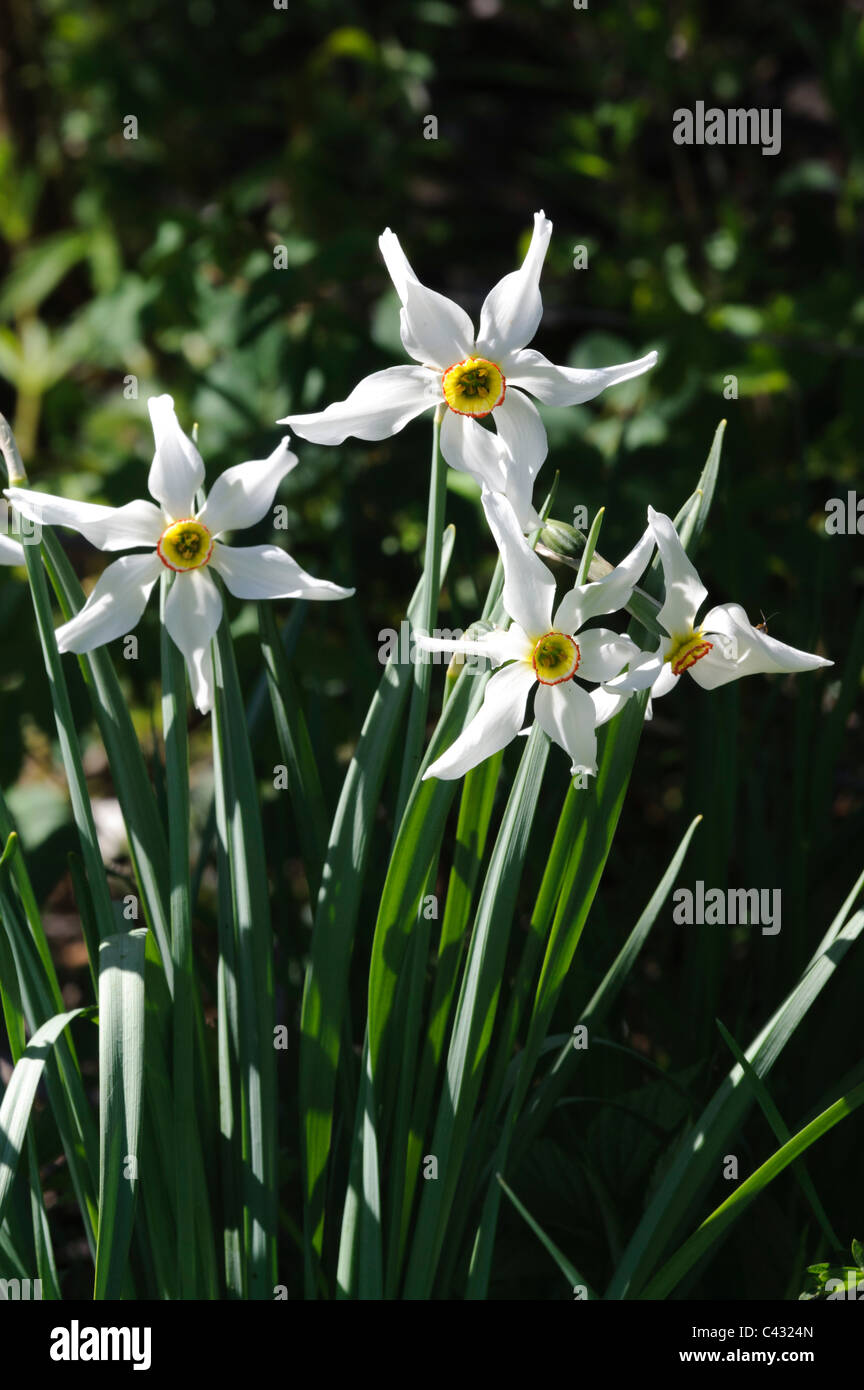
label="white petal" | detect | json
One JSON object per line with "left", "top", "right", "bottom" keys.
{"left": 651, "top": 662, "right": 681, "bottom": 699}
{"left": 534, "top": 680, "right": 598, "bottom": 776}
{"left": 554, "top": 523, "right": 655, "bottom": 633}
{"left": 164, "top": 568, "right": 222, "bottom": 714}
{"left": 476, "top": 211, "right": 553, "bottom": 361}
{"left": 379, "top": 230, "right": 475, "bottom": 368}
{"left": 506, "top": 347, "right": 658, "bottom": 404}
{"left": 440, "top": 410, "right": 508, "bottom": 492}
{"left": 422, "top": 662, "right": 535, "bottom": 780}
{"left": 481, "top": 489, "right": 555, "bottom": 639}
{"left": 147, "top": 394, "right": 205, "bottom": 522}
{"left": 503, "top": 481, "right": 542, "bottom": 533}
{"left": 590, "top": 686, "right": 632, "bottom": 727}
{"left": 605, "top": 641, "right": 666, "bottom": 693}
{"left": 690, "top": 603, "right": 833, "bottom": 690}
{"left": 400, "top": 285, "right": 477, "bottom": 370}
{"left": 278, "top": 366, "right": 438, "bottom": 445}
{"left": 493, "top": 388, "right": 547, "bottom": 484}
{"left": 413, "top": 626, "right": 533, "bottom": 667}
{"left": 378, "top": 228, "right": 419, "bottom": 302}
{"left": 0, "top": 532, "right": 24, "bottom": 564}
{"left": 211, "top": 541, "right": 353, "bottom": 602}
{"left": 439, "top": 412, "right": 542, "bottom": 530}
{"left": 6, "top": 487, "right": 163, "bottom": 552}
{"left": 197, "top": 438, "right": 297, "bottom": 537}
{"left": 576, "top": 628, "right": 640, "bottom": 683}
{"left": 55, "top": 552, "right": 161, "bottom": 654}
{"left": 648, "top": 506, "right": 708, "bottom": 638}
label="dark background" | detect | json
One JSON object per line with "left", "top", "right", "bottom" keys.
{"left": 0, "top": 0, "right": 862, "bottom": 1298}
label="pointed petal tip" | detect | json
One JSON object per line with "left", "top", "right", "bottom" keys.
{"left": 147, "top": 392, "right": 175, "bottom": 421}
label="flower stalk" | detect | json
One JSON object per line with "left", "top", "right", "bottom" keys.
{"left": 393, "top": 403, "right": 447, "bottom": 825}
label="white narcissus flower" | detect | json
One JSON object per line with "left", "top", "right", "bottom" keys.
{"left": 606, "top": 506, "right": 832, "bottom": 699}
{"left": 5, "top": 395, "right": 353, "bottom": 714}
{"left": 414, "top": 490, "right": 655, "bottom": 780}
{"left": 278, "top": 212, "right": 657, "bottom": 529}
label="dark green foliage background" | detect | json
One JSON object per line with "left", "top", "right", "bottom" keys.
{"left": 0, "top": 0, "right": 861, "bottom": 1298}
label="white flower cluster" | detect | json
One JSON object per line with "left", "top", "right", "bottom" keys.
{"left": 3, "top": 212, "right": 829, "bottom": 761}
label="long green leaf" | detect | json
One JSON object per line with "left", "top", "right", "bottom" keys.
{"left": 642, "top": 1078, "right": 864, "bottom": 1299}
{"left": 299, "top": 526, "right": 454, "bottom": 1289}
{"left": 403, "top": 724, "right": 551, "bottom": 1298}
{"left": 258, "top": 600, "right": 330, "bottom": 903}
{"left": 715, "top": 1018, "right": 839, "bottom": 1249}
{"left": 93, "top": 928, "right": 147, "bottom": 1300}
{"left": 496, "top": 1174, "right": 597, "bottom": 1299}
{"left": 212, "top": 609, "right": 277, "bottom": 1300}
{"left": 0, "top": 875, "right": 99, "bottom": 1255}
{"left": 18, "top": 537, "right": 116, "bottom": 943}
{"left": 606, "top": 904, "right": 864, "bottom": 1298}
{"left": 0, "top": 1008, "right": 94, "bottom": 1227}
{"left": 514, "top": 814, "right": 705, "bottom": 1156}
{"left": 38, "top": 528, "right": 174, "bottom": 988}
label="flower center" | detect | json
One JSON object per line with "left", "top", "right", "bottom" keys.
{"left": 531, "top": 631, "right": 580, "bottom": 685}
{"left": 156, "top": 518, "right": 213, "bottom": 572}
{"left": 665, "top": 629, "right": 714, "bottom": 676}
{"left": 441, "top": 356, "right": 506, "bottom": 417}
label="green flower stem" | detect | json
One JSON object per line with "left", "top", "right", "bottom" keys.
{"left": 392, "top": 404, "right": 447, "bottom": 826}
{"left": 160, "top": 575, "right": 215, "bottom": 1298}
